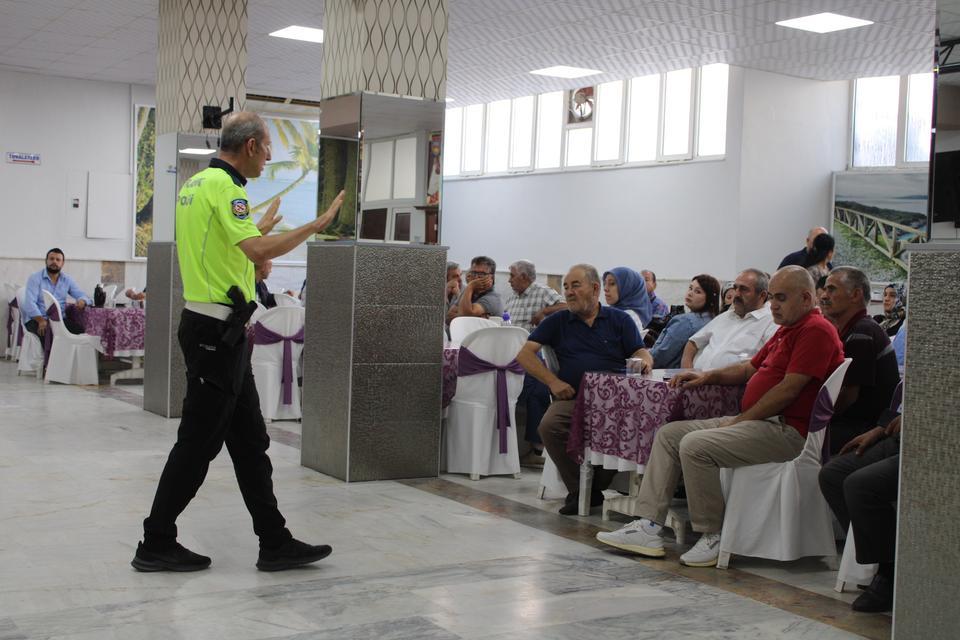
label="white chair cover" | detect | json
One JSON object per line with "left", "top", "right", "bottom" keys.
{"left": 835, "top": 523, "right": 878, "bottom": 592}
{"left": 103, "top": 284, "right": 118, "bottom": 308}
{"left": 272, "top": 292, "right": 301, "bottom": 307}
{"left": 2, "top": 283, "right": 15, "bottom": 359}
{"left": 15, "top": 286, "right": 42, "bottom": 376}
{"left": 446, "top": 327, "right": 528, "bottom": 479}
{"left": 41, "top": 290, "right": 103, "bottom": 385}
{"left": 537, "top": 346, "right": 567, "bottom": 499}
{"left": 251, "top": 306, "right": 305, "bottom": 421}
{"left": 716, "top": 358, "right": 852, "bottom": 569}
{"left": 449, "top": 316, "right": 498, "bottom": 344}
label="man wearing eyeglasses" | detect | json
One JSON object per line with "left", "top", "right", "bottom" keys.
{"left": 680, "top": 269, "right": 777, "bottom": 370}
{"left": 446, "top": 255, "right": 504, "bottom": 323}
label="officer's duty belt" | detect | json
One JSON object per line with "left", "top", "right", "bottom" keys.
{"left": 185, "top": 301, "right": 232, "bottom": 321}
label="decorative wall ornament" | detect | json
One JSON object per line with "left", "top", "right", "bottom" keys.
{"left": 322, "top": 0, "right": 447, "bottom": 100}
{"left": 156, "top": 0, "right": 247, "bottom": 135}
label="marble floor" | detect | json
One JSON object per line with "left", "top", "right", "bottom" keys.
{"left": 0, "top": 360, "right": 890, "bottom": 640}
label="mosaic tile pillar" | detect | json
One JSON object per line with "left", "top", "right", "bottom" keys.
{"left": 144, "top": 0, "right": 247, "bottom": 418}
{"left": 301, "top": 242, "right": 446, "bottom": 481}
{"left": 893, "top": 247, "right": 960, "bottom": 637}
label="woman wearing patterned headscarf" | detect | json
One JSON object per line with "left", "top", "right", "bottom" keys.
{"left": 602, "top": 267, "right": 653, "bottom": 332}
{"left": 873, "top": 283, "right": 906, "bottom": 337}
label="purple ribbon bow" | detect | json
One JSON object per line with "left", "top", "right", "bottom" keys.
{"left": 6, "top": 298, "right": 18, "bottom": 348}
{"left": 808, "top": 385, "right": 833, "bottom": 463}
{"left": 457, "top": 346, "right": 525, "bottom": 454}
{"left": 252, "top": 322, "right": 304, "bottom": 404}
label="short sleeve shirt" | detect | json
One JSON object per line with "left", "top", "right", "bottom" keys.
{"left": 175, "top": 159, "right": 261, "bottom": 304}
{"left": 450, "top": 289, "right": 504, "bottom": 318}
{"left": 743, "top": 308, "right": 844, "bottom": 436}
{"left": 505, "top": 282, "right": 564, "bottom": 331}
{"left": 528, "top": 306, "right": 643, "bottom": 393}
{"left": 836, "top": 311, "right": 900, "bottom": 427}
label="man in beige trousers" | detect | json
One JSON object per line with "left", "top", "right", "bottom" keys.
{"left": 596, "top": 266, "right": 844, "bottom": 567}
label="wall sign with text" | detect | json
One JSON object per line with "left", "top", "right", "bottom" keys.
{"left": 6, "top": 152, "right": 41, "bottom": 165}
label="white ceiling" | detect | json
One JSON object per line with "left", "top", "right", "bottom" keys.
{"left": 0, "top": 0, "right": 937, "bottom": 105}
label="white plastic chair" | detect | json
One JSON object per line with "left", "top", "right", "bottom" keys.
{"left": 449, "top": 316, "right": 498, "bottom": 344}
{"left": 835, "top": 523, "right": 878, "bottom": 592}
{"left": 2, "top": 283, "right": 17, "bottom": 359}
{"left": 251, "top": 306, "right": 305, "bottom": 421}
{"left": 15, "top": 286, "right": 43, "bottom": 378}
{"left": 716, "top": 358, "right": 852, "bottom": 569}
{"left": 41, "top": 290, "right": 103, "bottom": 385}
{"left": 103, "top": 284, "right": 118, "bottom": 308}
{"left": 537, "top": 345, "right": 568, "bottom": 499}
{"left": 272, "top": 292, "right": 300, "bottom": 308}
{"left": 446, "top": 327, "right": 528, "bottom": 480}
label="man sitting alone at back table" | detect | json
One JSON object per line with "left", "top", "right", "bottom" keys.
{"left": 595, "top": 266, "right": 844, "bottom": 567}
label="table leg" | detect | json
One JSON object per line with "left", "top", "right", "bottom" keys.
{"left": 578, "top": 453, "right": 593, "bottom": 516}
{"left": 110, "top": 355, "right": 144, "bottom": 386}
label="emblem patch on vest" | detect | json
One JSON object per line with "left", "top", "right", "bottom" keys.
{"left": 231, "top": 199, "right": 249, "bottom": 219}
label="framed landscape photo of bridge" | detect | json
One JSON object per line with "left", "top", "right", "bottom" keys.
{"left": 832, "top": 171, "right": 928, "bottom": 282}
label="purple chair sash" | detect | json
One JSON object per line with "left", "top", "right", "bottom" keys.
{"left": 808, "top": 385, "right": 833, "bottom": 463}
{"left": 252, "top": 322, "right": 304, "bottom": 404}
{"left": 457, "top": 346, "right": 525, "bottom": 454}
{"left": 6, "top": 298, "right": 18, "bottom": 348}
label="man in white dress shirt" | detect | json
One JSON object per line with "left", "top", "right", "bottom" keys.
{"left": 680, "top": 269, "right": 776, "bottom": 370}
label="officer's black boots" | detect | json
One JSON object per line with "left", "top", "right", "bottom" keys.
{"left": 256, "top": 538, "right": 333, "bottom": 572}
{"left": 131, "top": 542, "right": 212, "bottom": 572}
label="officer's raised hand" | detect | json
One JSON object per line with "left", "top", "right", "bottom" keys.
{"left": 314, "top": 190, "right": 346, "bottom": 233}
{"left": 257, "top": 199, "right": 283, "bottom": 234}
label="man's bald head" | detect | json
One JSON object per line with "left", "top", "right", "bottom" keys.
{"left": 806, "top": 226, "right": 828, "bottom": 251}
{"left": 768, "top": 265, "right": 816, "bottom": 326}
{"left": 220, "top": 112, "right": 268, "bottom": 153}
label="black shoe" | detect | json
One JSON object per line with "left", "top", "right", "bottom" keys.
{"left": 256, "top": 538, "right": 332, "bottom": 572}
{"left": 558, "top": 490, "right": 604, "bottom": 515}
{"left": 852, "top": 574, "right": 893, "bottom": 612}
{"left": 131, "top": 541, "right": 211, "bottom": 572}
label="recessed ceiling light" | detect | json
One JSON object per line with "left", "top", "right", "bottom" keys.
{"left": 529, "top": 65, "right": 603, "bottom": 79}
{"left": 445, "top": 97, "right": 454, "bottom": 102}
{"left": 178, "top": 148, "right": 216, "bottom": 155}
{"left": 269, "top": 25, "right": 324, "bottom": 43}
{"left": 775, "top": 12, "right": 873, "bottom": 34}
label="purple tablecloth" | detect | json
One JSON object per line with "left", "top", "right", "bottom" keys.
{"left": 68, "top": 306, "right": 145, "bottom": 358}
{"left": 569, "top": 372, "right": 743, "bottom": 466}
{"left": 442, "top": 347, "right": 459, "bottom": 408}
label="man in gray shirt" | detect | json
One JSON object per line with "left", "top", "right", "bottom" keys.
{"left": 446, "top": 256, "right": 503, "bottom": 323}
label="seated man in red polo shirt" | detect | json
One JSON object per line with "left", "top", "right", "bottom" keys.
{"left": 596, "top": 266, "right": 844, "bottom": 567}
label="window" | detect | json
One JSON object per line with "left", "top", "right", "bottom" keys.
{"left": 662, "top": 68, "right": 693, "bottom": 157}
{"left": 905, "top": 72, "right": 934, "bottom": 163}
{"left": 484, "top": 99, "right": 511, "bottom": 173}
{"left": 697, "top": 64, "right": 729, "bottom": 157}
{"left": 565, "top": 127, "right": 592, "bottom": 167}
{"left": 594, "top": 80, "right": 625, "bottom": 163}
{"left": 443, "top": 108, "right": 462, "bottom": 176}
{"left": 364, "top": 140, "right": 393, "bottom": 201}
{"left": 627, "top": 74, "right": 660, "bottom": 162}
{"left": 509, "top": 95, "right": 535, "bottom": 170}
{"left": 461, "top": 103, "right": 485, "bottom": 174}
{"left": 392, "top": 136, "right": 417, "bottom": 199}
{"left": 536, "top": 91, "right": 563, "bottom": 169}
{"left": 852, "top": 76, "right": 900, "bottom": 167}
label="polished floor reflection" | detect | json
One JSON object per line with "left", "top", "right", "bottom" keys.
{"left": 0, "top": 361, "right": 887, "bottom": 639}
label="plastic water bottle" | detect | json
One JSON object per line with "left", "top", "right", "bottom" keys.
{"left": 502, "top": 312, "right": 511, "bottom": 326}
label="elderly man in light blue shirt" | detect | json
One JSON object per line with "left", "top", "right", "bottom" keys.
{"left": 22, "top": 248, "right": 91, "bottom": 336}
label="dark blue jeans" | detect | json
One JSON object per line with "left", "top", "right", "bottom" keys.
{"left": 518, "top": 374, "right": 550, "bottom": 447}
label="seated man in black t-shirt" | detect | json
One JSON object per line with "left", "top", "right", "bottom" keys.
{"left": 819, "top": 267, "right": 900, "bottom": 453}
{"left": 515, "top": 263, "right": 647, "bottom": 515}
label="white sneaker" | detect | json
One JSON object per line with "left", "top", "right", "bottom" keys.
{"left": 679, "top": 532, "right": 721, "bottom": 567}
{"left": 596, "top": 519, "right": 665, "bottom": 558}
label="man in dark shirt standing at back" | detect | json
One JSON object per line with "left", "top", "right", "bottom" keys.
{"left": 819, "top": 266, "right": 900, "bottom": 453}
{"left": 515, "top": 263, "right": 647, "bottom": 514}
{"left": 778, "top": 226, "right": 831, "bottom": 269}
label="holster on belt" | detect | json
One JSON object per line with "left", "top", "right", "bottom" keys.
{"left": 221, "top": 285, "right": 257, "bottom": 346}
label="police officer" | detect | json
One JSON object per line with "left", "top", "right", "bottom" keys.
{"left": 132, "top": 112, "right": 344, "bottom": 572}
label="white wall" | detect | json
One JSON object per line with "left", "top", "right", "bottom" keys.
{"left": 441, "top": 66, "right": 851, "bottom": 298}
{"left": 0, "top": 69, "right": 153, "bottom": 293}
{"left": 737, "top": 69, "right": 850, "bottom": 272}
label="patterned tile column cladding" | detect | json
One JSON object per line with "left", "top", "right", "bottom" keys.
{"left": 156, "top": 0, "right": 247, "bottom": 135}
{"left": 893, "top": 249, "right": 960, "bottom": 638}
{"left": 322, "top": 0, "right": 447, "bottom": 100}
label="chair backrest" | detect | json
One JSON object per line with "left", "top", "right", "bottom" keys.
{"left": 253, "top": 305, "right": 305, "bottom": 339}
{"left": 449, "top": 316, "right": 498, "bottom": 343}
{"left": 15, "top": 286, "right": 29, "bottom": 327}
{"left": 41, "top": 290, "right": 71, "bottom": 339}
{"left": 541, "top": 345, "right": 560, "bottom": 374}
{"left": 273, "top": 292, "right": 301, "bottom": 307}
{"left": 455, "top": 327, "right": 529, "bottom": 404}
{"left": 890, "top": 379, "right": 904, "bottom": 411}
{"left": 799, "top": 357, "right": 852, "bottom": 465}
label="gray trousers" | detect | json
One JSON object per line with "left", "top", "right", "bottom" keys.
{"left": 631, "top": 416, "right": 806, "bottom": 533}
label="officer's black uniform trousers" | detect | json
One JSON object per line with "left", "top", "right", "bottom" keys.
{"left": 143, "top": 309, "right": 291, "bottom": 549}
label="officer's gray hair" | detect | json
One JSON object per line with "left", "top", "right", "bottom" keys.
{"left": 571, "top": 263, "right": 601, "bottom": 286}
{"left": 220, "top": 112, "right": 267, "bottom": 153}
{"left": 830, "top": 266, "right": 871, "bottom": 304}
{"left": 510, "top": 260, "right": 536, "bottom": 281}
{"left": 741, "top": 268, "right": 770, "bottom": 293}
